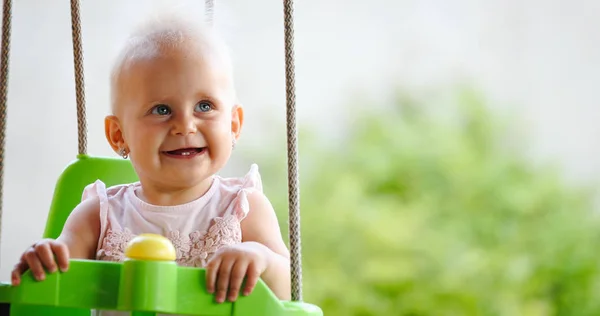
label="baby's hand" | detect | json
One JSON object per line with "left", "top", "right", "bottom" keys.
{"left": 206, "top": 242, "right": 270, "bottom": 303}
{"left": 11, "top": 239, "right": 70, "bottom": 286}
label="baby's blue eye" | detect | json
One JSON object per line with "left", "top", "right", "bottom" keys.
{"left": 152, "top": 104, "right": 171, "bottom": 116}
{"left": 195, "top": 101, "right": 213, "bottom": 113}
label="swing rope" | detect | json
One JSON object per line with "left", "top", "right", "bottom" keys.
{"left": 205, "top": 0, "right": 214, "bottom": 26}
{"left": 0, "top": 0, "right": 303, "bottom": 302}
{"left": 0, "top": 0, "right": 11, "bottom": 258}
{"left": 70, "top": 0, "right": 87, "bottom": 156}
{"left": 282, "top": 0, "right": 302, "bottom": 302}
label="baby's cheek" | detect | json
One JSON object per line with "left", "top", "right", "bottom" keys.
{"left": 204, "top": 124, "right": 233, "bottom": 160}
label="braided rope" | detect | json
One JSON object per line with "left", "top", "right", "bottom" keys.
{"left": 70, "top": 0, "right": 87, "bottom": 155}
{"left": 205, "top": 0, "right": 214, "bottom": 26}
{"left": 0, "top": 0, "right": 11, "bottom": 257}
{"left": 283, "top": 0, "right": 302, "bottom": 302}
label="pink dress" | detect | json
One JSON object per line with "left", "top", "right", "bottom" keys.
{"left": 80, "top": 164, "right": 262, "bottom": 316}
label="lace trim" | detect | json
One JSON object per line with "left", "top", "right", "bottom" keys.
{"left": 96, "top": 215, "right": 242, "bottom": 267}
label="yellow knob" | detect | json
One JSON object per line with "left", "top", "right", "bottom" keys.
{"left": 124, "top": 233, "right": 177, "bottom": 261}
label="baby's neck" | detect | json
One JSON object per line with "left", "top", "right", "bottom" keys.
{"left": 135, "top": 176, "right": 215, "bottom": 206}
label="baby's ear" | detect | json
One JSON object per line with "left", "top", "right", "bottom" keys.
{"left": 231, "top": 103, "right": 244, "bottom": 140}
{"left": 104, "top": 115, "right": 126, "bottom": 153}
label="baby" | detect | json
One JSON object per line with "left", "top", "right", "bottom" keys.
{"left": 10, "top": 11, "right": 291, "bottom": 312}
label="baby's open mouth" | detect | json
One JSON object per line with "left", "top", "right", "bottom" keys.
{"left": 163, "top": 147, "right": 206, "bottom": 157}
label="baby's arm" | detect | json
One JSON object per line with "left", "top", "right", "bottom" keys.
{"left": 56, "top": 196, "right": 102, "bottom": 259}
{"left": 11, "top": 197, "right": 100, "bottom": 285}
{"left": 205, "top": 190, "right": 291, "bottom": 303}
{"left": 240, "top": 191, "right": 291, "bottom": 299}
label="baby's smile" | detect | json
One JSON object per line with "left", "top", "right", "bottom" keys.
{"left": 161, "top": 147, "right": 207, "bottom": 159}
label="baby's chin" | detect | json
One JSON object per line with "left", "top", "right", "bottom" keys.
{"left": 151, "top": 167, "right": 215, "bottom": 186}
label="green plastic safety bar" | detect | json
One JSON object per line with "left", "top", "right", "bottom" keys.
{"left": 0, "top": 259, "right": 322, "bottom": 315}
{"left": 0, "top": 155, "right": 322, "bottom": 315}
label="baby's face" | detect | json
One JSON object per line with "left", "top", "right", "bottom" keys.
{"left": 113, "top": 45, "right": 241, "bottom": 189}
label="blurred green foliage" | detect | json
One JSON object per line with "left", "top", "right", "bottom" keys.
{"left": 250, "top": 89, "right": 600, "bottom": 316}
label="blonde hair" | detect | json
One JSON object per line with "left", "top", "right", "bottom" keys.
{"left": 109, "top": 10, "right": 234, "bottom": 113}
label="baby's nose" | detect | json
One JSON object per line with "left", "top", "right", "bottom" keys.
{"left": 172, "top": 116, "right": 198, "bottom": 135}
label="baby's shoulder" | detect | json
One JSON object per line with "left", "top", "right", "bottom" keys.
{"left": 208, "top": 164, "right": 265, "bottom": 221}
{"left": 81, "top": 179, "right": 138, "bottom": 204}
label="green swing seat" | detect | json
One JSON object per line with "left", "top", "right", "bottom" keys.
{"left": 0, "top": 155, "right": 322, "bottom": 316}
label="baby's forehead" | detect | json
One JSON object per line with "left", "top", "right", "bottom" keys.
{"left": 118, "top": 38, "right": 234, "bottom": 85}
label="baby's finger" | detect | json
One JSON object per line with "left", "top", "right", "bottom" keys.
{"left": 205, "top": 256, "right": 222, "bottom": 294}
{"left": 242, "top": 262, "right": 261, "bottom": 296}
{"left": 34, "top": 243, "right": 57, "bottom": 273}
{"left": 10, "top": 262, "right": 28, "bottom": 286}
{"left": 24, "top": 250, "right": 46, "bottom": 281}
{"left": 215, "top": 258, "right": 235, "bottom": 303}
{"left": 227, "top": 260, "right": 248, "bottom": 302}
{"left": 49, "top": 241, "right": 70, "bottom": 272}
{"left": 10, "top": 270, "right": 21, "bottom": 286}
